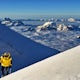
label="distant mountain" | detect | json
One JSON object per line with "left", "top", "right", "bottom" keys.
{"left": 57, "top": 24, "right": 68, "bottom": 31}
{"left": 1, "top": 18, "right": 24, "bottom": 26}
{"left": 36, "top": 21, "right": 80, "bottom": 32}
{"left": 4, "top": 17, "right": 12, "bottom": 21}
{"left": 1, "top": 18, "right": 13, "bottom": 26}
{"left": 36, "top": 22, "right": 56, "bottom": 32}
{"left": 68, "top": 18, "right": 75, "bottom": 22}
{"left": 36, "top": 22, "right": 68, "bottom": 32}
{"left": 12, "top": 20, "right": 24, "bottom": 26}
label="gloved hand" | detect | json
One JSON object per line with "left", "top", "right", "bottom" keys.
{"left": 9, "top": 64, "right": 12, "bottom": 67}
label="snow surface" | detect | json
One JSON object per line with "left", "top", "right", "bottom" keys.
{"left": 0, "top": 45, "right": 80, "bottom": 80}
{"left": 0, "top": 24, "right": 59, "bottom": 73}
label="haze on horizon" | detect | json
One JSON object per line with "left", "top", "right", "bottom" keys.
{"left": 0, "top": 0, "right": 80, "bottom": 19}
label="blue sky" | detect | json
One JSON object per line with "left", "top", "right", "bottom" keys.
{"left": 0, "top": 0, "right": 80, "bottom": 18}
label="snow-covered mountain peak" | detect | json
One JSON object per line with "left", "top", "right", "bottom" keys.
{"left": 68, "top": 18, "right": 75, "bottom": 22}
{"left": 36, "top": 21, "right": 56, "bottom": 32}
{"left": 42, "top": 21, "right": 53, "bottom": 27}
{"left": 57, "top": 24, "right": 68, "bottom": 31}
{"left": 1, "top": 18, "right": 24, "bottom": 26}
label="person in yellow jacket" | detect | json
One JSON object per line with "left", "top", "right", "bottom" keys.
{"left": 0, "top": 52, "right": 12, "bottom": 77}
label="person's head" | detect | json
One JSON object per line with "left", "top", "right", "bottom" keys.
{"left": 3, "top": 52, "right": 11, "bottom": 58}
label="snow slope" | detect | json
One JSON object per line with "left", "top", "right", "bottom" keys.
{"left": 0, "top": 45, "right": 80, "bottom": 80}
{"left": 0, "top": 24, "right": 59, "bottom": 72}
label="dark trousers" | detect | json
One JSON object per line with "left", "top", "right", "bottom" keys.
{"left": 1, "top": 66, "right": 11, "bottom": 76}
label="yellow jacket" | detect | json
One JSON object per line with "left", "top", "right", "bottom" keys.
{"left": 1, "top": 56, "right": 12, "bottom": 67}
